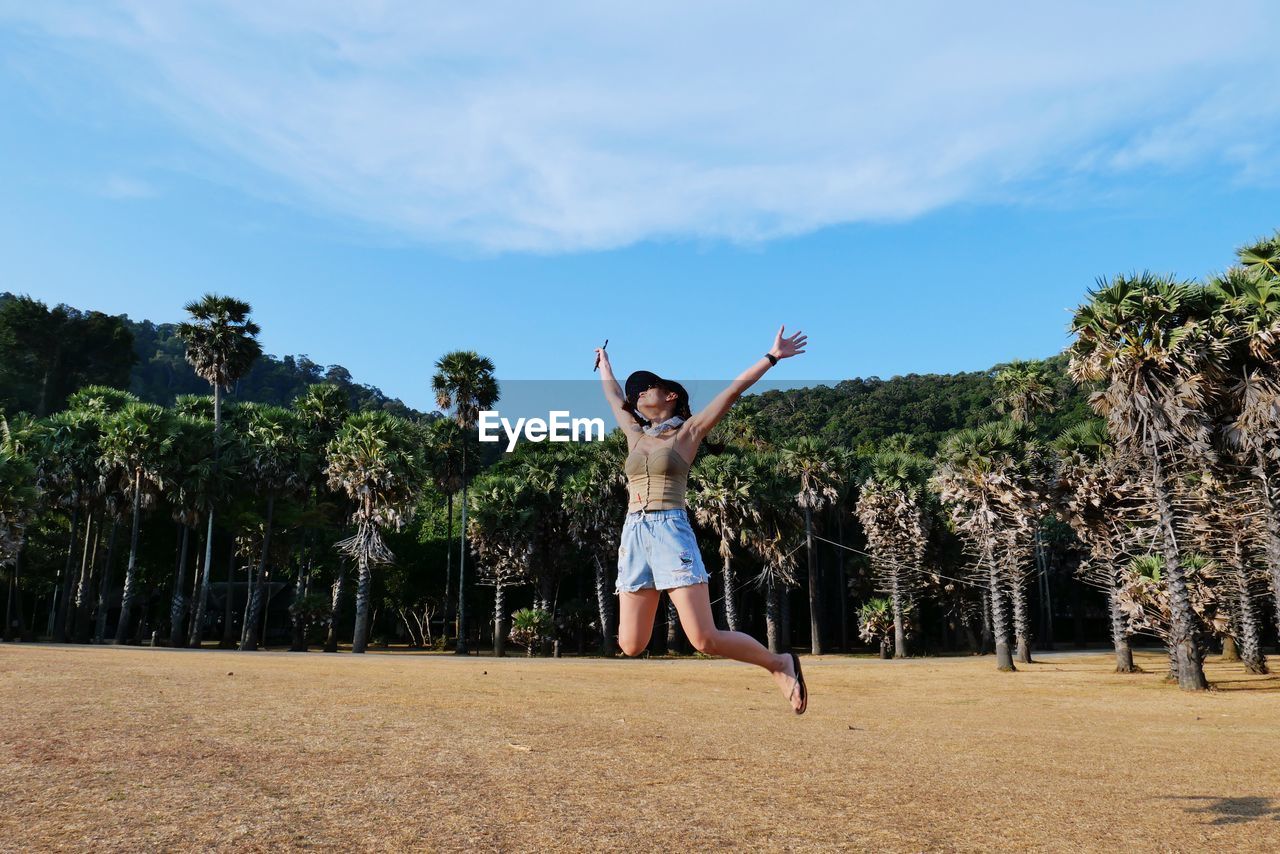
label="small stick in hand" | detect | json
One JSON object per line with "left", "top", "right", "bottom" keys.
{"left": 593, "top": 339, "right": 609, "bottom": 372}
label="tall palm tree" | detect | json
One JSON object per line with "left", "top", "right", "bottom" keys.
{"left": 431, "top": 351, "right": 498, "bottom": 654}
{"left": 422, "top": 417, "right": 466, "bottom": 647}
{"left": 855, "top": 450, "right": 932, "bottom": 658}
{"left": 1068, "top": 273, "right": 1223, "bottom": 690}
{"left": 325, "top": 411, "right": 424, "bottom": 654}
{"left": 779, "top": 436, "right": 843, "bottom": 655}
{"left": 176, "top": 295, "right": 261, "bottom": 648}
{"left": 934, "top": 423, "right": 1027, "bottom": 671}
{"left": 1209, "top": 265, "right": 1280, "bottom": 642}
{"left": 99, "top": 402, "right": 175, "bottom": 644}
{"left": 689, "top": 451, "right": 759, "bottom": 631}
{"left": 240, "top": 406, "right": 306, "bottom": 651}
{"left": 1052, "top": 420, "right": 1143, "bottom": 673}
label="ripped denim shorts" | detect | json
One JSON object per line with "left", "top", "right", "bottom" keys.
{"left": 615, "top": 508, "right": 710, "bottom": 594}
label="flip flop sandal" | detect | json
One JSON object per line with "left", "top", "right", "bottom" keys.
{"left": 789, "top": 652, "right": 808, "bottom": 715}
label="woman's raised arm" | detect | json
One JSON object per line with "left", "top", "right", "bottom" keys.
{"left": 595, "top": 345, "right": 638, "bottom": 433}
{"left": 684, "top": 325, "right": 807, "bottom": 440}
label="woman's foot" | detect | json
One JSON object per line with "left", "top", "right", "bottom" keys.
{"left": 771, "top": 653, "right": 805, "bottom": 714}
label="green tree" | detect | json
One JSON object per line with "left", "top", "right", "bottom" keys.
{"left": 175, "top": 295, "right": 262, "bottom": 648}
{"left": 779, "top": 436, "right": 843, "bottom": 655}
{"left": 325, "top": 411, "right": 424, "bottom": 654}
{"left": 99, "top": 402, "right": 175, "bottom": 643}
{"left": 431, "top": 351, "right": 498, "bottom": 654}
{"left": 1068, "top": 273, "right": 1221, "bottom": 690}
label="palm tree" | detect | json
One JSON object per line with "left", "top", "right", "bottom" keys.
{"left": 325, "top": 411, "right": 424, "bottom": 654}
{"left": 855, "top": 450, "right": 932, "bottom": 658}
{"left": 689, "top": 451, "right": 759, "bottom": 631}
{"left": 779, "top": 436, "right": 843, "bottom": 655}
{"left": 993, "top": 359, "right": 1057, "bottom": 425}
{"left": 431, "top": 351, "right": 498, "bottom": 654}
{"left": 1209, "top": 265, "right": 1280, "bottom": 643}
{"left": 858, "top": 597, "right": 914, "bottom": 659}
{"left": 468, "top": 472, "right": 534, "bottom": 657}
{"left": 561, "top": 432, "right": 627, "bottom": 653}
{"left": 421, "top": 417, "right": 466, "bottom": 647}
{"left": 240, "top": 406, "right": 306, "bottom": 651}
{"left": 176, "top": 295, "right": 262, "bottom": 649}
{"left": 1, "top": 415, "right": 40, "bottom": 642}
{"left": 1052, "top": 420, "right": 1143, "bottom": 673}
{"left": 934, "top": 423, "right": 1026, "bottom": 671}
{"left": 1068, "top": 273, "right": 1223, "bottom": 690}
{"left": 99, "top": 402, "right": 175, "bottom": 644}
{"left": 165, "top": 414, "right": 217, "bottom": 646}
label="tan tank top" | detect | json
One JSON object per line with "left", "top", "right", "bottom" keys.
{"left": 624, "top": 443, "right": 692, "bottom": 512}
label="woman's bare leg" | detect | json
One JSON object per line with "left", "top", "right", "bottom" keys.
{"left": 617, "top": 588, "right": 662, "bottom": 657}
{"left": 667, "top": 582, "right": 803, "bottom": 712}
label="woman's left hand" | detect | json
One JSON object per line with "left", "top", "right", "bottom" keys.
{"left": 770, "top": 324, "right": 807, "bottom": 359}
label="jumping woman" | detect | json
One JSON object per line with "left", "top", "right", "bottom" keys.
{"left": 593, "top": 325, "right": 810, "bottom": 714}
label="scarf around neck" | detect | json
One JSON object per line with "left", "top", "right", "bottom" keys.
{"left": 642, "top": 415, "right": 686, "bottom": 437}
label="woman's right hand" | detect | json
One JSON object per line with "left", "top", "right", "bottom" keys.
{"left": 594, "top": 346, "right": 612, "bottom": 372}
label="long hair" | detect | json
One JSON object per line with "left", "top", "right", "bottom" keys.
{"left": 622, "top": 379, "right": 692, "bottom": 428}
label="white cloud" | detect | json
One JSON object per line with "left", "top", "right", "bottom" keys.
{"left": 5, "top": 1, "right": 1280, "bottom": 251}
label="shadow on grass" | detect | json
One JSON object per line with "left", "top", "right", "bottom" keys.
{"left": 1207, "top": 677, "right": 1280, "bottom": 692}
{"left": 1163, "top": 795, "right": 1280, "bottom": 825}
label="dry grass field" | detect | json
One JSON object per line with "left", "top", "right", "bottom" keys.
{"left": 1, "top": 644, "right": 1277, "bottom": 852}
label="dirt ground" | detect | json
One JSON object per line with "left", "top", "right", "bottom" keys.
{"left": 1, "top": 644, "right": 1277, "bottom": 853}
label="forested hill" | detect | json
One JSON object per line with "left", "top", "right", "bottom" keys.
{"left": 734, "top": 352, "right": 1093, "bottom": 454}
{"left": 2, "top": 291, "right": 1090, "bottom": 445}
{"left": 0, "top": 291, "right": 419, "bottom": 418}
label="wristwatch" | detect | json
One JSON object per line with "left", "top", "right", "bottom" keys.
{"left": 764, "top": 352, "right": 778, "bottom": 366}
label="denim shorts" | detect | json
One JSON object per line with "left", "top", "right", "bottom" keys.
{"left": 615, "top": 508, "right": 710, "bottom": 594}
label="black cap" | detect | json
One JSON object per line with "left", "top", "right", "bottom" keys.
{"left": 624, "top": 370, "right": 690, "bottom": 411}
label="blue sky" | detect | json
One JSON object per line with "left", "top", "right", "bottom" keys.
{"left": 2, "top": 2, "right": 1279, "bottom": 413}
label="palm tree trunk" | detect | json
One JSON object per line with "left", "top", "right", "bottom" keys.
{"left": 241, "top": 496, "right": 275, "bottom": 651}
{"left": 456, "top": 465, "right": 469, "bottom": 655}
{"left": 51, "top": 505, "right": 81, "bottom": 641}
{"left": 323, "top": 568, "right": 345, "bottom": 653}
{"left": 1006, "top": 545, "right": 1033, "bottom": 664}
{"left": 1108, "top": 568, "right": 1135, "bottom": 672}
{"left": 168, "top": 524, "right": 192, "bottom": 646}
{"left": 220, "top": 535, "right": 238, "bottom": 648}
{"left": 837, "top": 511, "right": 848, "bottom": 652}
{"left": 593, "top": 554, "right": 617, "bottom": 655}
{"left": 114, "top": 470, "right": 144, "bottom": 644}
{"left": 979, "top": 588, "right": 994, "bottom": 654}
{"left": 982, "top": 532, "right": 1015, "bottom": 671}
{"left": 804, "top": 505, "right": 822, "bottom": 655}
{"left": 1249, "top": 450, "right": 1280, "bottom": 644}
{"left": 1144, "top": 435, "right": 1207, "bottom": 690}
{"left": 722, "top": 541, "right": 739, "bottom": 632}
{"left": 3, "top": 547, "right": 21, "bottom": 641}
{"left": 1231, "top": 539, "right": 1267, "bottom": 675}
{"left": 666, "top": 597, "right": 682, "bottom": 653}
{"left": 191, "top": 511, "right": 216, "bottom": 648}
{"left": 94, "top": 520, "right": 119, "bottom": 643}
{"left": 291, "top": 549, "right": 310, "bottom": 652}
{"left": 72, "top": 510, "right": 98, "bottom": 643}
{"left": 765, "top": 577, "right": 782, "bottom": 653}
{"left": 1221, "top": 634, "right": 1239, "bottom": 662}
{"left": 493, "top": 577, "right": 506, "bottom": 657}
{"left": 352, "top": 543, "right": 373, "bottom": 655}
{"left": 443, "top": 492, "right": 453, "bottom": 648}
{"left": 890, "top": 571, "right": 907, "bottom": 658}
